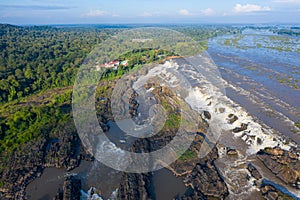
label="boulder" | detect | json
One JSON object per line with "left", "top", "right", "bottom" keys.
{"left": 233, "top": 123, "right": 248, "bottom": 133}
{"left": 228, "top": 114, "right": 238, "bottom": 124}
{"left": 247, "top": 163, "right": 262, "bottom": 180}
{"left": 203, "top": 111, "right": 211, "bottom": 120}
{"left": 227, "top": 148, "right": 238, "bottom": 156}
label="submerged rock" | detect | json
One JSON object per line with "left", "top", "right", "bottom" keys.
{"left": 219, "top": 107, "right": 225, "bottom": 113}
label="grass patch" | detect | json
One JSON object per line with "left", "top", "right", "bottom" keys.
{"left": 296, "top": 122, "right": 300, "bottom": 129}
{"left": 177, "top": 150, "right": 197, "bottom": 162}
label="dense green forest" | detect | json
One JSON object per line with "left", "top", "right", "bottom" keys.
{"left": 0, "top": 24, "right": 117, "bottom": 103}
{"left": 0, "top": 23, "right": 240, "bottom": 157}
{"left": 0, "top": 24, "right": 240, "bottom": 104}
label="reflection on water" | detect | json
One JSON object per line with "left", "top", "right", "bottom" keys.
{"left": 208, "top": 33, "right": 300, "bottom": 144}
{"left": 26, "top": 161, "right": 92, "bottom": 200}
{"left": 153, "top": 168, "right": 186, "bottom": 200}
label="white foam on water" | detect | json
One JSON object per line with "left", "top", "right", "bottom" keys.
{"left": 132, "top": 59, "right": 297, "bottom": 155}
{"left": 81, "top": 187, "right": 104, "bottom": 200}
{"left": 181, "top": 64, "right": 296, "bottom": 155}
{"left": 90, "top": 58, "right": 298, "bottom": 198}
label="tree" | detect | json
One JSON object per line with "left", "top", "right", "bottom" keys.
{"left": 24, "top": 67, "right": 34, "bottom": 79}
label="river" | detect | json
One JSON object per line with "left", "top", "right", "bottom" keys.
{"left": 26, "top": 28, "right": 300, "bottom": 199}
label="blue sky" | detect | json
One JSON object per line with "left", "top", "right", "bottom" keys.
{"left": 0, "top": 0, "right": 300, "bottom": 24}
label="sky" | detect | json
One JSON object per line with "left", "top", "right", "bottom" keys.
{"left": 0, "top": 0, "right": 300, "bottom": 24}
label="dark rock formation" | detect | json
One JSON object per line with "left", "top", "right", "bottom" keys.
{"left": 0, "top": 122, "right": 92, "bottom": 199}
{"left": 261, "top": 184, "right": 295, "bottom": 200}
{"left": 62, "top": 176, "right": 81, "bottom": 200}
{"left": 247, "top": 163, "right": 262, "bottom": 180}
{"left": 44, "top": 125, "right": 81, "bottom": 171}
{"left": 116, "top": 84, "right": 229, "bottom": 200}
{"left": 183, "top": 161, "right": 229, "bottom": 199}
{"left": 203, "top": 111, "right": 211, "bottom": 120}
{"left": 257, "top": 147, "right": 300, "bottom": 188}
{"left": 226, "top": 148, "right": 238, "bottom": 156}
{"left": 0, "top": 139, "right": 46, "bottom": 199}
{"left": 232, "top": 123, "right": 248, "bottom": 133}
{"left": 228, "top": 114, "right": 238, "bottom": 124}
{"left": 219, "top": 108, "right": 225, "bottom": 113}
{"left": 53, "top": 176, "right": 81, "bottom": 200}
{"left": 117, "top": 173, "right": 154, "bottom": 200}
{"left": 129, "top": 91, "right": 139, "bottom": 117}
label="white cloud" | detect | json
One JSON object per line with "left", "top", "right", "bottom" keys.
{"left": 140, "top": 12, "right": 160, "bottom": 17}
{"left": 140, "top": 12, "right": 152, "bottom": 17}
{"left": 179, "top": 9, "right": 192, "bottom": 16}
{"left": 179, "top": 8, "right": 215, "bottom": 16}
{"left": 233, "top": 4, "right": 271, "bottom": 13}
{"left": 201, "top": 8, "right": 215, "bottom": 16}
{"left": 84, "top": 10, "right": 107, "bottom": 17}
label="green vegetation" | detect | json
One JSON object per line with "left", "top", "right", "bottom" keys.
{"left": 175, "top": 25, "right": 241, "bottom": 42}
{"left": 222, "top": 35, "right": 244, "bottom": 47}
{"left": 245, "top": 66, "right": 257, "bottom": 71}
{"left": 0, "top": 90, "right": 72, "bottom": 154}
{"left": 101, "top": 49, "right": 175, "bottom": 81}
{"left": 0, "top": 23, "right": 242, "bottom": 166}
{"left": 275, "top": 75, "right": 299, "bottom": 89}
{"left": 224, "top": 39, "right": 231, "bottom": 46}
{"left": 160, "top": 98, "right": 182, "bottom": 130}
{"left": 0, "top": 39, "right": 180, "bottom": 155}
{"left": 219, "top": 33, "right": 300, "bottom": 53}
{"left": 164, "top": 113, "right": 181, "bottom": 130}
{"left": 257, "top": 43, "right": 262, "bottom": 48}
{"left": 0, "top": 24, "right": 114, "bottom": 103}
{"left": 177, "top": 149, "right": 197, "bottom": 162}
{"left": 296, "top": 122, "right": 300, "bottom": 129}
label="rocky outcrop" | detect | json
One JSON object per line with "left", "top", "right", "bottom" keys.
{"left": 0, "top": 139, "right": 46, "bottom": 199}
{"left": 183, "top": 161, "right": 229, "bottom": 199}
{"left": 129, "top": 91, "right": 139, "bottom": 117}
{"left": 260, "top": 184, "right": 295, "bottom": 200}
{"left": 54, "top": 176, "right": 81, "bottom": 200}
{"left": 117, "top": 173, "right": 154, "bottom": 200}
{"left": 176, "top": 143, "right": 228, "bottom": 200}
{"left": 63, "top": 176, "right": 81, "bottom": 200}
{"left": 226, "top": 148, "right": 238, "bottom": 156}
{"left": 203, "top": 111, "right": 211, "bottom": 120}
{"left": 257, "top": 147, "right": 300, "bottom": 189}
{"left": 0, "top": 122, "right": 93, "bottom": 199}
{"left": 232, "top": 123, "right": 248, "bottom": 133}
{"left": 247, "top": 163, "right": 262, "bottom": 180}
{"left": 44, "top": 125, "right": 81, "bottom": 171}
{"left": 116, "top": 84, "right": 229, "bottom": 200}
{"left": 228, "top": 114, "right": 238, "bottom": 124}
